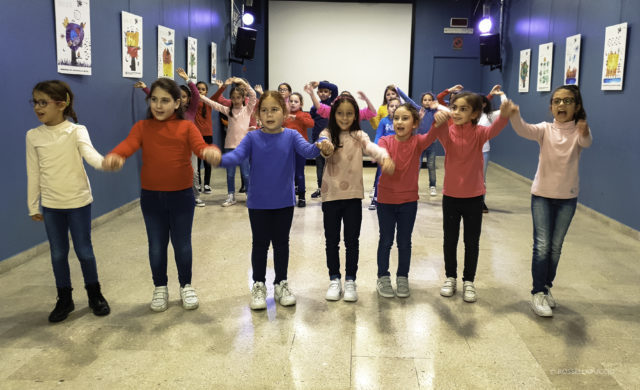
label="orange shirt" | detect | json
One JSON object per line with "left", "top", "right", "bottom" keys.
{"left": 194, "top": 101, "right": 213, "bottom": 136}
{"left": 111, "top": 116, "right": 216, "bottom": 191}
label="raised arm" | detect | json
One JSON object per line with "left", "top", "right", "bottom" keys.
{"left": 134, "top": 81, "right": 150, "bottom": 97}
{"left": 507, "top": 103, "right": 546, "bottom": 142}
{"left": 357, "top": 91, "right": 377, "bottom": 120}
{"left": 304, "top": 82, "right": 321, "bottom": 109}
{"left": 395, "top": 86, "right": 419, "bottom": 110}
{"left": 211, "top": 78, "right": 230, "bottom": 107}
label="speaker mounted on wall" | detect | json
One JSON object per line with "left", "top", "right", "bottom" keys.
{"left": 479, "top": 33, "right": 501, "bottom": 71}
{"left": 233, "top": 27, "right": 257, "bottom": 61}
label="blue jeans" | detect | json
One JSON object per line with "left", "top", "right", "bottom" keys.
{"left": 419, "top": 144, "right": 437, "bottom": 187}
{"left": 376, "top": 201, "right": 417, "bottom": 278}
{"left": 140, "top": 188, "right": 195, "bottom": 287}
{"left": 531, "top": 195, "right": 577, "bottom": 294}
{"left": 42, "top": 204, "right": 99, "bottom": 288}
{"left": 295, "top": 152, "right": 306, "bottom": 195}
{"left": 322, "top": 199, "right": 362, "bottom": 280}
{"left": 224, "top": 148, "right": 250, "bottom": 194}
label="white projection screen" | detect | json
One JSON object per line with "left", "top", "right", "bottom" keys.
{"left": 268, "top": 1, "right": 413, "bottom": 112}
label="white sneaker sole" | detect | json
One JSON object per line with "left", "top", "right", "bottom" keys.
{"left": 222, "top": 201, "right": 236, "bottom": 207}
{"left": 250, "top": 301, "right": 266, "bottom": 310}
{"left": 343, "top": 293, "right": 358, "bottom": 302}
{"left": 440, "top": 289, "right": 455, "bottom": 297}
{"left": 530, "top": 302, "right": 553, "bottom": 317}
{"left": 325, "top": 292, "right": 342, "bottom": 301}
{"left": 150, "top": 302, "right": 168, "bottom": 312}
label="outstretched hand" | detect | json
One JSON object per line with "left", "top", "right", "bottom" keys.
{"left": 134, "top": 81, "right": 146, "bottom": 89}
{"left": 303, "top": 83, "right": 314, "bottom": 95}
{"left": 309, "top": 81, "right": 319, "bottom": 89}
{"left": 500, "top": 100, "right": 519, "bottom": 118}
{"left": 254, "top": 84, "right": 263, "bottom": 95}
{"left": 202, "top": 147, "right": 222, "bottom": 167}
{"left": 356, "top": 91, "right": 368, "bottom": 101}
{"left": 176, "top": 67, "right": 188, "bottom": 81}
{"left": 102, "top": 153, "right": 125, "bottom": 171}
{"left": 213, "top": 79, "right": 223, "bottom": 88}
{"left": 489, "top": 84, "right": 502, "bottom": 95}
{"left": 419, "top": 107, "right": 426, "bottom": 121}
{"left": 380, "top": 157, "right": 395, "bottom": 175}
{"left": 433, "top": 111, "right": 450, "bottom": 127}
{"left": 577, "top": 120, "right": 589, "bottom": 137}
{"left": 316, "top": 139, "right": 334, "bottom": 156}
{"left": 224, "top": 77, "right": 234, "bottom": 86}
{"left": 449, "top": 84, "right": 464, "bottom": 93}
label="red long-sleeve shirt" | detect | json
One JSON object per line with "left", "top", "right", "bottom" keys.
{"left": 110, "top": 115, "right": 216, "bottom": 191}
{"left": 283, "top": 111, "right": 314, "bottom": 141}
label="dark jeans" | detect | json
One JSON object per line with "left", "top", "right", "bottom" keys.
{"left": 295, "top": 152, "right": 306, "bottom": 196}
{"left": 419, "top": 143, "right": 437, "bottom": 187}
{"left": 373, "top": 166, "right": 381, "bottom": 198}
{"left": 140, "top": 188, "right": 195, "bottom": 287}
{"left": 322, "top": 199, "right": 362, "bottom": 280}
{"left": 315, "top": 155, "right": 325, "bottom": 189}
{"left": 197, "top": 135, "right": 213, "bottom": 186}
{"left": 442, "top": 195, "right": 483, "bottom": 282}
{"left": 530, "top": 195, "right": 577, "bottom": 294}
{"left": 248, "top": 207, "right": 294, "bottom": 285}
{"left": 224, "top": 148, "right": 250, "bottom": 194}
{"left": 376, "top": 201, "right": 418, "bottom": 278}
{"left": 42, "top": 204, "right": 99, "bottom": 288}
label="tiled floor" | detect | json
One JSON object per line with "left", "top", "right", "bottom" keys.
{"left": 1, "top": 161, "right": 639, "bottom": 389}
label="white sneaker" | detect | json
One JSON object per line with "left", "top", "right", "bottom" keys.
{"left": 368, "top": 199, "right": 377, "bottom": 211}
{"left": 195, "top": 198, "right": 205, "bottom": 207}
{"left": 222, "top": 193, "right": 236, "bottom": 207}
{"left": 462, "top": 281, "right": 477, "bottom": 303}
{"left": 150, "top": 286, "right": 169, "bottom": 312}
{"left": 325, "top": 279, "right": 342, "bottom": 301}
{"left": 250, "top": 281, "right": 267, "bottom": 310}
{"left": 180, "top": 284, "right": 199, "bottom": 310}
{"left": 343, "top": 280, "right": 358, "bottom": 302}
{"left": 430, "top": 186, "right": 437, "bottom": 196}
{"left": 203, "top": 185, "right": 212, "bottom": 194}
{"left": 545, "top": 286, "right": 556, "bottom": 308}
{"left": 274, "top": 280, "right": 296, "bottom": 306}
{"left": 531, "top": 292, "right": 553, "bottom": 317}
{"left": 440, "top": 277, "right": 456, "bottom": 297}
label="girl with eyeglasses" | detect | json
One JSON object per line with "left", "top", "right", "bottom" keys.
{"left": 506, "top": 85, "right": 592, "bottom": 318}
{"left": 26, "top": 80, "right": 111, "bottom": 322}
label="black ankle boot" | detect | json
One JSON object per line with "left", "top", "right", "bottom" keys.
{"left": 49, "top": 287, "right": 75, "bottom": 323}
{"left": 86, "top": 283, "right": 111, "bottom": 316}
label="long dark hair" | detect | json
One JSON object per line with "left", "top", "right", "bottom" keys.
{"left": 381, "top": 85, "right": 397, "bottom": 105}
{"left": 32, "top": 80, "right": 78, "bottom": 123}
{"left": 179, "top": 85, "right": 191, "bottom": 114}
{"left": 146, "top": 78, "right": 184, "bottom": 120}
{"left": 450, "top": 92, "right": 483, "bottom": 125}
{"left": 327, "top": 95, "right": 360, "bottom": 149}
{"left": 227, "top": 85, "right": 246, "bottom": 118}
{"left": 551, "top": 85, "right": 586, "bottom": 123}
{"left": 197, "top": 81, "right": 208, "bottom": 117}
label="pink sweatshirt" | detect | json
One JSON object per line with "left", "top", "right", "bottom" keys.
{"left": 377, "top": 132, "right": 438, "bottom": 204}
{"left": 316, "top": 102, "right": 376, "bottom": 121}
{"left": 431, "top": 116, "right": 508, "bottom": 198}
{"left": 200, "top": 86, "right": 257, "bottom": 148}
{"left": 510, "top": 113, "right": 592, "bottom": 198}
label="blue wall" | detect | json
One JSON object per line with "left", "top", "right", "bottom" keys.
{"left": 0, "top": 0, "right": 232, "bottom": 261}
{"left": 482, "top": 0, "right": 640, "bottom": 231}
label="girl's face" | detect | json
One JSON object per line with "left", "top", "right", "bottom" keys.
{"left": 388, "top": 100, "right": 400, "bottom": 117}
{"left": 450, "top": 97, "right": 479, "bottom": 125}
{"left": 550, "top": 89, "right": 578, "bottom": 123}
{"left": 149, "top": 87, "right": 180, "bottom": 121}
{"left": 385, "top": 89, "right": 398, "bottom": 103}
{"left": 393, "top": 107, "right": 417, "bottom": 141}
{"left": 289, "top": 95, "right": 301, "bottom": 112}
{"left": 180, "top": 90, "right": 189, "bottom": 108}
{"left": 259, "top": 96, "right": 284, "bottom": 132}
{"left": 196, "top": 83, "right": 208, "bottom": 96}
{"left": 335, "top": 101, "right": 356, "bottom": 131}
{"left": 32, "top": 91, "right": 66, "bottom": 126}
{"left": 421, "top": 94, "right": 434, "bottom": 108}
{"left": 230, "top": 90, "right": 244, "bottom": 107}
{"left": 278, "top": 84, "right": 291, "bottom": 99}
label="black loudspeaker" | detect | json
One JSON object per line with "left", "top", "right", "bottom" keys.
{"left": 234, "top": 27, "right": 257, "bottom": 60}
{"left": 479, "top": 33, "right": 501, "bottom": 65}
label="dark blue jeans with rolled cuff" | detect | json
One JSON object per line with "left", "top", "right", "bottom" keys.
{"left": 248, "top": 207, "right": 294, "bottom": 285}
{"left": 42, "top": 204, "right": 100, "bottom": 289}
{"left": 442, "top": 195, "right": 483, "bottom": 282}
{"left": 224, "top": 148, "right": 250, "bottom": 194}
{"left": 140, "top": 188, "right": 195, "bottom": 287}
{"left": 322, "top": 199, "right": 362, "bottom": 281}
{"left": 419, "top": 143, "right": 437, "bottom": 188}
{"left": 530, "top": 195, "right": 577, "bottom": 295}
{"left": 376, "top": 201, "right": 418, "bottom": 278}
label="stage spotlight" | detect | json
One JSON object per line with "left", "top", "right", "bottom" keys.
{"left": 478, "top": 17, "right": 492, "bottom": 34}
{"left": 242, "top": 12, "right": 254, "bottom": 26}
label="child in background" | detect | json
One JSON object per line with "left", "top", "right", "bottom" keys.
{"left": 103, "top": 78, "right": 221, "bottom": 312}
{"left": 200, "top": 78, "right": 256, "bottom": 207}
{"left": 214, "top": 91, "right": 333, "bottom": 310}
{"left": 319, "top": 95, "right": 394, "bottom": 302}
{"left": 284, "top": 92, "right": 315, "bottom": 207}
{"left": 508, "top": 85, "right": 592, "bottom": 317}
{"left": 306, "top": 87, "right": 377, "bottom": 122}
{"left": 375, "top": 103, "right": 438, "bottom": 298}
{"left": 195, "top": 81, "right": 215, "bottom": 193}
{"left": 26, "top": 80, "right": 110, "bottom": 322}
{"left": 369, "top": 85, "right": 400, "bottom": 130}
{"left": 369, "top": 97, "right": 401, "bottom": 210}
{"left": 305, "top": 80, "right": 339, "bottom": 199}
{"left": 479, "top": 85, "right": 508, "bottom": 213}
{"left": 430, "top": 92, "right": 512, "bottom": 303}
{"left": 436, "top": 84, "right": 464, "bottom": 106}
{"left": 395, "top": 87, "right": 442, "bottom": 196}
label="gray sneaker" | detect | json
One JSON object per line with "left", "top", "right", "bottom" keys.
{"left": 545, "top": 286, "right": 556, "bottom": 308}
{"left": 376, "top": 276, "right": 395, "bottom": 298}
{"left": 440, "top": 277, "right": 456, "bottom": 297}
{"left": 396, "top": 276, "right": 410, "bottom": 298}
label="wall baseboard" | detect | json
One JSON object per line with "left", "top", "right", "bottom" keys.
{"left": 0, "top": 199, "right": 140, "bottom": 274}
{"left": 491, "top": 162, "right": 640, "bottom": 241}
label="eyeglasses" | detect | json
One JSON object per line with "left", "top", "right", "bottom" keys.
{"left": 551, "top": 97, "right": 576, "bottom": 105}
{"left": 278, "top": 88, "right": 289, "bottom": 93}
{"left": 29, "top": 99, "right": 62, "bottom": 108}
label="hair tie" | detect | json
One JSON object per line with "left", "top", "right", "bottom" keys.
{"left": 66, "top": 93, "right": 70, "bottom": 106}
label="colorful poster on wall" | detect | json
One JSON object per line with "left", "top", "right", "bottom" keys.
{"left": 210, "top": 42, "right": 217, "bottom": 83}
{"left": 601, "top": 22, "right": 628, "bottom": 90}
{"left": 187, "top": 37, "right": 198, "bottom": 80}
{"left": 158, "top": 25, "right": 175, "bottom": 79}
{"left": 54, "top": 0, "right": 92, "bottom": 75}
{"left": 518, "top": 49, "right": 531, "bottom": 93}
{"left": 121, "top": 11, "right": 142, "bottom": 78}
{"left": 564, "top": 34, "right": 581, "bottom": 85}
{"left": 537, "top": 42, "right": 553, "bottom": 92}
